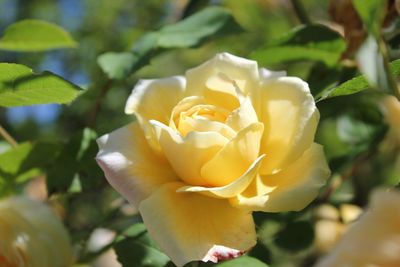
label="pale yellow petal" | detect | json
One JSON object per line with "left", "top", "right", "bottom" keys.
{"left": 150, "top": 120, "right": 228, "bottom": 186}
{"left": 201, "top": 123, "right": 264, "bottom": 187}
{"left": 225, "top": 96, "right": 259, "bottom": 132}
{"left": 258, "top": 77, "right": 319, "bottom": 175}
{"left": 139, "top": 182, "right": 256, "bottom": 267}
{"left": 231, "top": 143, "right": 330, "bottom": 212}
{"left": 125, "top": 76, "right": 185, "bottom": 124}
{"left": 185, "top": 53, "right": 259, "bottom": 97}
{"left": 178, "top": 116, "right": 236, "bottom": 139}
{"left": 177, "top": 154, "right": 265, "bottom": 198}
{"left": 124, "top": 76, "right": 186, "bottom": 153}
{"left": 96, "top": 122, "right": 178, "bottom": 207}
{"left": 204, "top": 73, "right": 240, "bottom": 110}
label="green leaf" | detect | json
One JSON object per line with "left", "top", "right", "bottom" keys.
{"left": 200, "top": 256, "right": 269, "bottom": 267}
{"left": 0, "top": 63, "right": 82, "bottom": 107}
{"left": 114, "top": 223, "right": 170, "bottom": 267}
{"left": 0, "top": 142, "right": 59, "bottom": 195}
{"left": 47, "top": 128, "right": 98, "bottom": 194}
{"left": 251, "top": 24, "right": 346, "bottom": 66}
{"left": 157, "top": 6, "right": 242, "bottom": 48}
{"left": 98, "top": 7, "right": 242, "bottom": 80}
{"left": 320, "top": 59, "right": 400, "bottom": 99}
{"left": 274, "top": 221, "right": 314, "bottom": 252}
{"left": 352, "top": 0, "right": 386, "bottom": 37}
{"left": 0, "top": 19, "right": 77, "bottom": 52}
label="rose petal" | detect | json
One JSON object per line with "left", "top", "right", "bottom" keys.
{"left": 231, "top": 143, "right": 330, "bottom": 212}
{"left": 185, "top": 53, "right": 259, "bottom": 97}
{"left": 150, "top": 120, "right": 229, "bottom": 186}
{"left": 125, "top": 76, "right": 186, "bottom": 122}
{"left": 201, "top": 122, "right": 264, "bottom": 187}
{"left": 124, "top": 76, "right": 186, "bottom": 152}
{"left": 258, "top": 77, "right": 319, "bottom": 175}
{"left": 225, "top": 96, "right": 259, "bottom": 132}
{"left": 96, "top": 122, "right": 178, "bottom": 207}
{"left": 177, "top": 154, "right": 265, "bottom": 198}
{"left": 204, "top": 73, "right": 240, "bottom": 110}
{"left": 139, "top": 182, "right": 256, "bottom": 267}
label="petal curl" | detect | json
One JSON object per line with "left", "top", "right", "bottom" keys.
{"left": 201, "top": 122, "right": 264, "bottom": 187}
{"left": 185, "top": 53, "right": 259, "bottom": 97}
{"left": 258, "top": 77, "right": 319, "bottom": 175}
{"left": 177, "top": 154, "right": 265, "bottom": 198}
{"left": 225, "top": 96, "right": 259, "bottom": 132}
{"left": 150, "top": 120, "right": 228, "bottom": 186}
{"left": 96, "top": 122, "right": 177, "bottom": 207}
{"left": 124, "top": 77, "right": 186, "bottom": 153}
{"left": 139, "top": 182, "right": 257, "bottom": 267}
{"left": 231, "top": 143, "right": 330, "bottom": 212}
{"left": 125, "top": 76, "right": 186, "bottom": 123}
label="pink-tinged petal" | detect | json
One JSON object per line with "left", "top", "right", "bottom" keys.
{"left": 201, "top": 123, "right": 264, "bottom": 187}
{"left": 185, "top": 53, "right": 259, "bottom": 97}
{"left": 231, "top": 143, "right": 330, "bottom": 212}
{"left": 96, "top": 122, "right": 178, "bottom": 207}
{"left": 139, "top": 182, "right": 257, "bottom": 267}
{"left": 150, "top": 120, "right": 228, "bottom": 186}
{"left": 177, "top": 154, "right": 265, "bottom": 198}
{"left": 258, "top": 77, "right": 319, "bottom": 175}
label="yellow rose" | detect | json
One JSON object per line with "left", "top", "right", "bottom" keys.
{"left": 381, "top": 96, "right": 400, "bottom": 148}
{"left": 96, "top": 53, "right": 330, "bottom": 266}
{"left": 0, "top": 196, "right": 73, "bottom": 267}
{"left": 315, "top": 189, "right": 400, "bottom": 267}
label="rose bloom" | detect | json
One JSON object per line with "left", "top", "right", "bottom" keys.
{"left": 315, "top": 189, "right": 400, "bottom": 267}
{"left": 0, "top": 196, "right": 73, "bottom": 267}
{"left": 96, "top": 53, "right": 330, "bottom": 266}
{"left": 381, "top": 96, "right": 400, "bottom": 148}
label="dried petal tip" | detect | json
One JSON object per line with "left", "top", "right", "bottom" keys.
{"left": 202, "top": 245, "right": 244, "bottom": 263}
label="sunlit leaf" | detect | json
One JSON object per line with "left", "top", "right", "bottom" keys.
{"left": 0, "top": 63, "right": 82, "bottom": 107}
{"left": 352, "top": 0, "right": 386, "bottom": 37}
{"left": 251, "top": 24, "right": 346, "bottom": 66}
{"left": 114, "top": 223, "right": 170, "bottom": 267}
{"left": 319, "top": 59, "right": 400, "bottom": 99}
{"left": 0, "top": 142, "right": 59, "bottom": 195}
{"left": 0, "top": 19, "right": 77, "bottom": 51}
{"left": 98, "top": 7, "right": 242, "bottom": 80}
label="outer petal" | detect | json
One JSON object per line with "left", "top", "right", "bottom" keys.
{"left": 177, "top": 154, "right": 265, "bottom": 198}
{"left": 150, "top": 120, "right": 228, "bottom": 186}
{"left": 185, "top": 53, "right": 259, "bottom": 97}
{"left": 125, "top": 76, "right": 186, "bottom": 123}
{"left": 139, "top": 182, "right": 257, "bottom": 267}
{"left": 258, "top": 77, "right": 319, "bottom": 175}
{"left": 231, "top": 143, "right": 330, "bottom": 212}
{"left": 201, "top": 122, "right": 264, "bottom": 186}
{"left": 96, "top": 122, "right": 177, "bottom": 207}
{"left": 125, "top": 76, "right": 186, "bottom": 152}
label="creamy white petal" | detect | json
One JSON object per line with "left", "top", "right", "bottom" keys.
{"left": 96, "top": 122, "right": 177, "bottom": 207}
{"left": 185, "top": 53, "right": 259, "bottom": 97}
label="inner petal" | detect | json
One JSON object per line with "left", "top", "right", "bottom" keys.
{"left": 204, "top": 73, "right": 241, "bottom": 110}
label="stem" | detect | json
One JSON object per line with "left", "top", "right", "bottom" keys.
{"left": 0, "top": 124, "right": 18, "bottom": 147}
{"left": 88, "top": 79, "right": 113, "bottom": 127}
{"left": 290, "top": 0, "right": 311, "bottom": 25}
